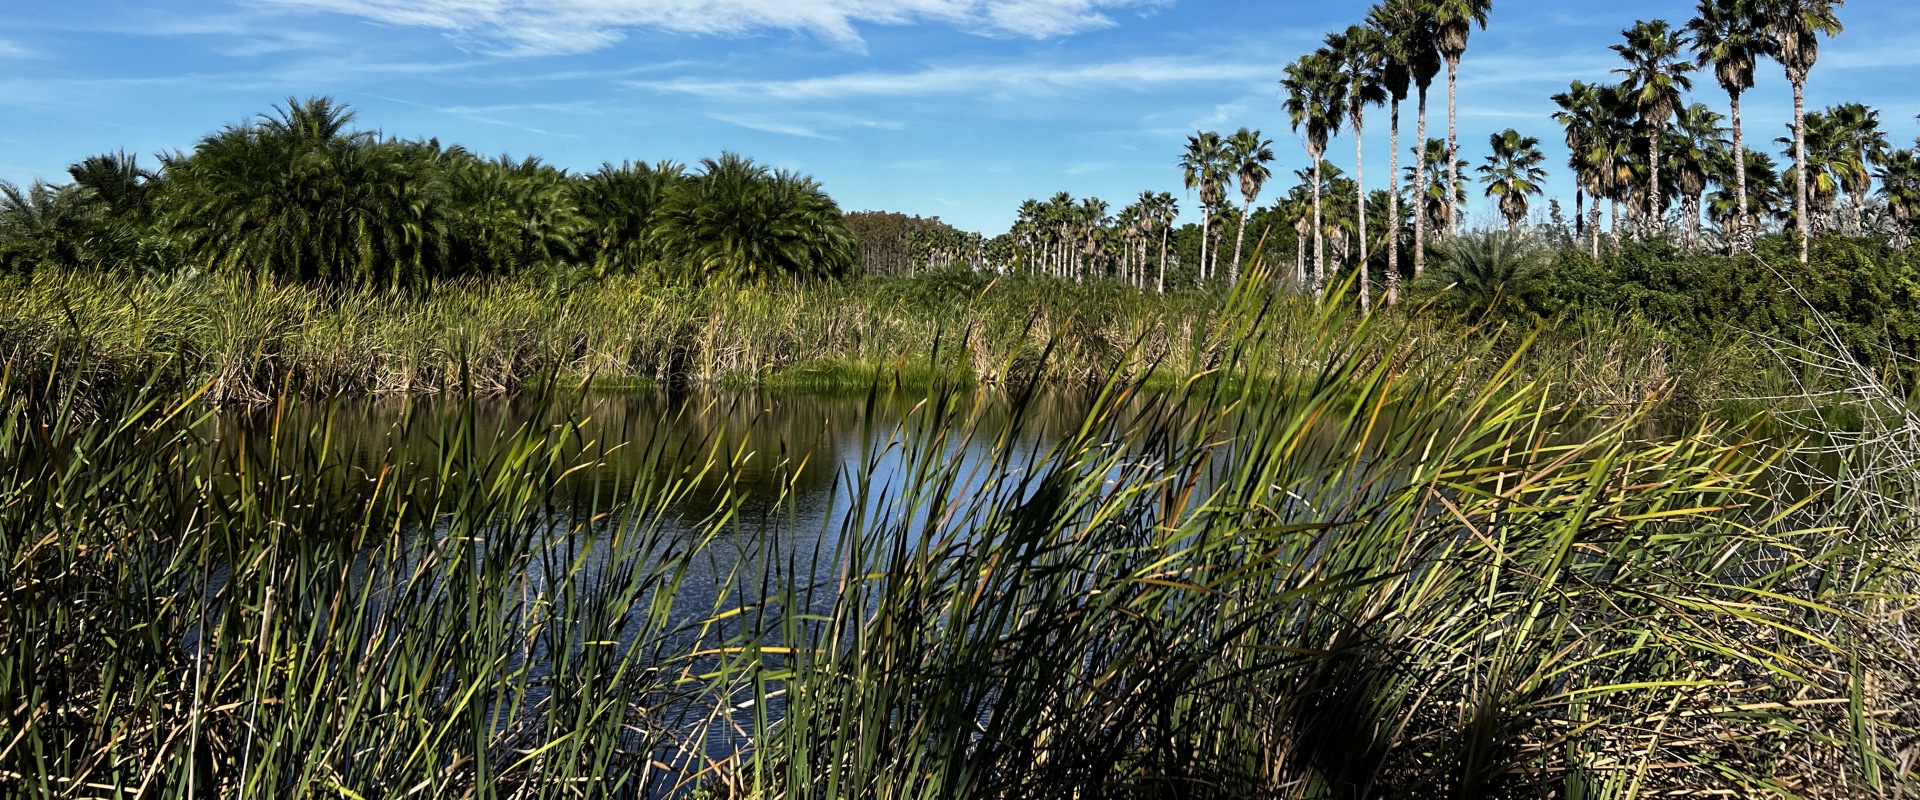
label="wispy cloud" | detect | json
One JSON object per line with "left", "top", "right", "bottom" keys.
{"left": 244, "top": 0, "right": 1168, "bottom": 55}
{"left": 638, "top": 55, "right": 1282, "bottom": 102}
{"left": 710, "top": 112, "right": 904, "bottom": 139}
{"left": 0, "top": 39, "right": 38, "bottom": 59}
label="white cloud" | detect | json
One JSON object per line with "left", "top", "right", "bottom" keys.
{"left": 246, "top": 0, "right": 1166, "bottom": 54}
{"left": 0, "top": 39, "right": 37, "bottom": 58}
{"left": 637, "top": 55, "right": 1281, "bottom": 101}
{"left": 710, "top": 112, "right": 905, "bottom": 139}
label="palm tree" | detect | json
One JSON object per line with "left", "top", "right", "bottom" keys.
{"left": 1827, "top": 102, "right": 1887, "bottom": 235}
{"left": 1330, "top": 25, "right": 1389, "bottom": 311}
{"left": 0, "top": 180, "right": 101, "bottom": 273}
{"left": 1477, "top": 130, "right": 1547, "bottom": 230}
{"left": 1553, "top": 83, "right": 1636, "bottom": 257}
{"left": 654, "top": 153, "right": 856, "bottom": 285}
{"left": 1368, "top": 0, "right": 1430, "bottom": 303}
{"left": 1225, "top": 128, "right": 1276, "bottom": 285}
{"left": 1708, "top": 146, "right": 1787, "bottom": 234}
{"left": 1668, "top": 104, "right": 1729, "bottom": 249}
{"left": 1689, "top": 0, "right": 1770, "bottom": 253}
{"left": 1433, "top": 0, "right": 1491, "bottom": 240}
{"left": 1373, "top": 0, "right": 1444, "bottom": 278}
{"left": 1875, "top": 149, "right": 1920, "bottom": 250}
{"left": 578, "top": 159, "right": 685, "bottom": 276}
{"left": 1612, "top": 19, "right": 1696, "bottom": 237}
{"left": 1766, "top": 0, "right": 1845, "bottom": 264}
{"left": 1140, "top": 191, "right": 1179, "bottom": 293}
{"left": 1416, "top": 228, "right": 1549, "bottom": 322}
{"left": 1283, "top": 51, "right": 1348, "bottom": 298}
{"left": 1407, "top": 138, "right": 1468, "bottom": 244}
{"left": 1180, "top": 132, "right": 1228, "bottom": 282}
{"left": 1281, "top": 185, "right": 1315, "bottom": 291}
{"left": 66, "top": 151, "right": 157, "bottom": 221}
{"left": 1777, "top": 111, "right": 1845, "bottom": 238}
{"left": 160, "top": 96, "right": 449, "bottom": 289}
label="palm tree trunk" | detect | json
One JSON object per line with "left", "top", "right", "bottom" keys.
{"left": 1685, "top": 194, "right": 1702, "bottom": 251}
{"left": 1233, "top": 201, "right": 1251, "bottom": 285}
{"left": 1446, "top": 56, "right": 1461, "bottom": 239}
{"left": 1414, "top": 85, "right": 1430, "bottom": 277}
{"left": 1730, "top": 89, "right": 1750, "bottom": 254}
{"left": 1575, "top": 188, "right": 1585, "bottom": 239}
{"left": 1158, "top": 225, "right": 1168, "bottom": 294}
{"left": 1296, "top": 227, "right": 1307, "bottom": 291}
{"left": 1609, "top": 198, "right": 1621, "bottom": 256}
{"left": 1648, "top": 130, "right": 1663, "bottom": 237}
{"left": 1590, "top": 190, "right": 1603, "bottom": 259}
{"left": 1312, "top": 156, "right": 1325, "bottom": 301}
{"left": 1199, "top": 215, "right": 1210, "bottom": 283}
{"left": 1387, "top": 97, "right": 1402, "bottom": 307}
{"left": 1355, "top": 110, "right": 1370, "bottom": 313}
{"left": 1794, "top": 79, "right": 1810, "bottom": 264}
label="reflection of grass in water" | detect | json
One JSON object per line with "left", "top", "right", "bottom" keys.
{"left": 4, "top": 269, "right": 1915, "bottom": 798}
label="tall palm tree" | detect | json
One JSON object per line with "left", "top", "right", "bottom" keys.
{"left": 1766, "top": 0, "right": 1845, "bottom": 263}
{"left": 1433, "top": 0, "right": 1491, "bottom": 240}
{"left": 1777, "top": 111, "right": 1845, "bottom": 238}
{"left": 1225, "top": 128, "right": 1276, "bottom": 285}
{"left": 1875, "top": 149, "right": 1920, "bottom": 250}
{"left": 1407, "top": 138, "right": 1467, "bottom": 246}
{"left": 1368, "top": 0, "right": 1428, "bottom": 303}
{"left": 1014, "top": 199, "right": 1043, "bottom": 272}
{"left": 1552, "top": 82, "right": 1632, "bottom": 257}
{"left": 1827, "top": 102, "right": 1887, "bottom": 235}
{"left": 1180, "top": 132, "right": 1228, "bottom": 282}
{"left": 1477, "top": 129, "right": 1547, "bottom": 230}
{"left": 1612, "top": 19, "right": 1696, "bottom": 237}
{"left": 1689, "top": 0, "right": 1770, "bottom": 253}
{"left": 1330, "top": 25, "right": 1389, "bottom": 311}
{"left": 1373, "top": 0, "right": 1444, "bottom": 278}
{"left": 1668, "top": 103, "right": 1729, "bottom": 249}
{"left": 1283, "top": 51, "right": 1348, "bottom": 298}
{"left": 1140, "top": 191, "right": 1179, "bottom": 293}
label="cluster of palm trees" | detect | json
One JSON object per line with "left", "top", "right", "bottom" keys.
{"left": 1177, "top": 129, "right": 1277, "bottom": 287}
{"left": 1006, "top": 190, "right": 1180, "bottom": 292}
{"left": 1554, "top": 0, "right": 1870, "bottom": 264}
{"left": 1273, "top": 0, "right": 1489, "bottom": 311}
{"left": 0, "top": 97, "right": 858, "bottom": 286}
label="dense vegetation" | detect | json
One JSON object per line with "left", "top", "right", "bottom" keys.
{"left": 9, "top": 1, "right": 1920, "bottom": 797}
{"left": 0, "top": 98, "right": 856, "bottom": 288}
{"left": 6, "top": 292, "right": 1918, "bottom": 798}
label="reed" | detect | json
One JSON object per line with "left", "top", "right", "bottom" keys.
{"left": 3, "top": 267, "right": 1910, "bottom": 798}
{"left": 0, "top": 267, "right": 1788, "bottom": 418}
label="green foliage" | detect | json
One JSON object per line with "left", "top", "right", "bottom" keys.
{"left": 0, "top": 97, "right": 858, "bottom": 289}
{"left": 577, "top": 160, "right": 684, "bottom": 276}
{"left": 1533, "top": 235, "right": 1920, "bottom": 387}
{"left": 654, "top": 154, "right": 857, "bottom": 285}
{"left": 7, "top": 292, "right": 1913, "bottom": 797}
{"left": 1408, "top": 227, "right": 1552, "bottom": 321}
{"left": 842, "top": 211, "right": 979, "bottom": 275}
{"left": 159, "top": 97, "right": 446, "bottom": 288}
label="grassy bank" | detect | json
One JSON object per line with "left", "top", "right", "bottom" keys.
{"left": 0, "top": 265, "right": 1794, "bottom": 416}
{"left": 5, "top": 287, "right": 1916, "bottom": 798}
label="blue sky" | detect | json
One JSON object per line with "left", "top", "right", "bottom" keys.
{"left": 4, "top": 0, "right": 1920, "bottom": 233}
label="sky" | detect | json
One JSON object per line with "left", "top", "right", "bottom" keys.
{"left": 4, "top": 0, "right": 1920, "bottom": 234}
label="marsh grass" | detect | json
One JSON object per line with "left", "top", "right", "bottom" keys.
{"left": 0, "top": 267, "right": 1794, "bottom": 421}
{"left": 2, "top": 265, "right": 1912, "bottom": 798}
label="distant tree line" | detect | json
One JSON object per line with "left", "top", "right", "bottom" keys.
{"left": 0, "top": 97, "right": 858, "bottom": 287}
{"left": 842, "top": 212, "right": 984, "bottom": 275}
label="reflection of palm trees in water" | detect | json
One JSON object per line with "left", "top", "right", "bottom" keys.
{"left": 204, "top": 388, "right": 1113, "bottom": 528}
